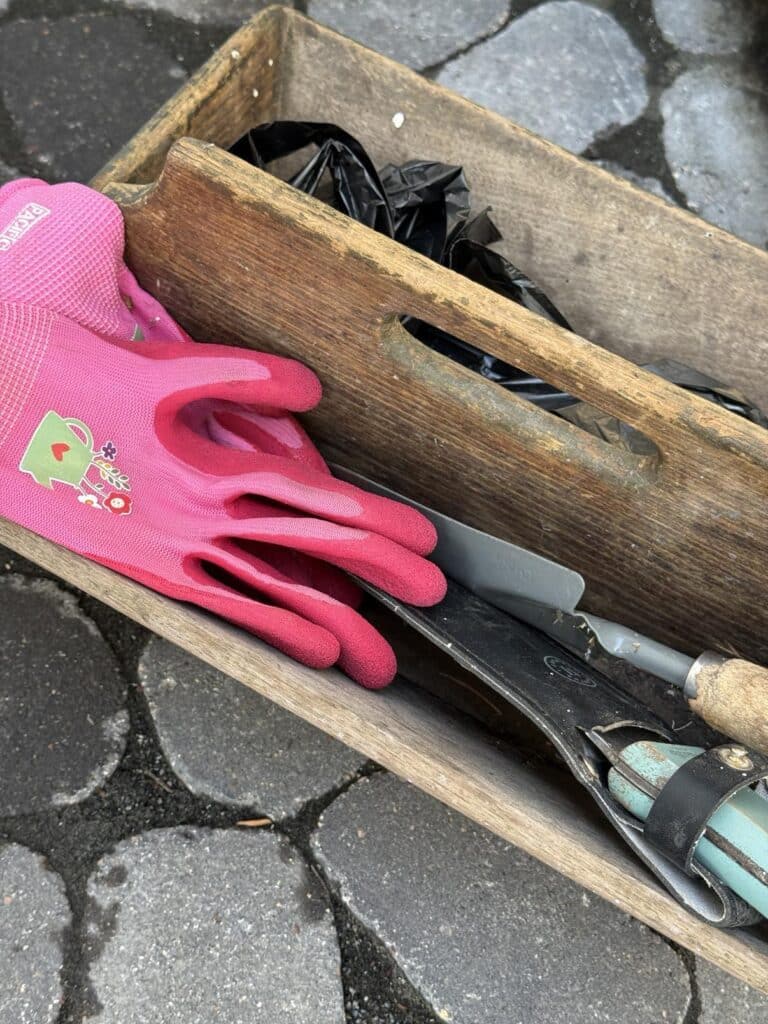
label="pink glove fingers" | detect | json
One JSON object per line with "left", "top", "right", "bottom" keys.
{"left": 206, "top": 404, "right": 331, "bottom": 473}
{"left": 218, "top": 463, "right": 437, "bottom": 554}
{"left": 169, "top": 428, "right": 438, "bottom": 556}
{"left": 238, "top": 542, "right": 363, "bottom": 608}
{"left": 205, "top": 541, "right": 396, "bottom": 687}
{"left": 133, "top": 341, "right": 322, "bottom": 415}
{"left": 273, "top": 471, "right": 436, "bottom": 555}
{"left": 181, "top": 400, "right": 329, "bottom": 473}
{"left": 225, "top": 504, "right": 447, "bottom": 607}
{"left": 95, "top": 551, "right": 343, "bottom": 670}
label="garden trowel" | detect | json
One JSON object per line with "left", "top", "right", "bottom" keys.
{"left": 337, "top": 467, "right": 768, "bottom": 925}
{"left": 337, "top": 466, "right": 768, "bottom": 757}
{"left": 363, "top": 563, "right": 768, "bottom": 926}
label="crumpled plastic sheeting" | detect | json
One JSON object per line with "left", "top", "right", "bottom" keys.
{"left": 230, "top": 122, "right": 767, "bottom": 427}
{"left": 230, "top": 120, "right": 569, "bottom": 407}
{"left": 557, "top": 358, "right": 768, "bottom": 453}
{"left": 231, "top": 121, "right": 394, "bottom": 234}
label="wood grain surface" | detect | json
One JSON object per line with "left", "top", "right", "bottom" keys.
{"left": 105, "top": 139, "right": 768, "bottom": 677}
{"left": 691, "top": 660, "right": 768, "bottom": 755}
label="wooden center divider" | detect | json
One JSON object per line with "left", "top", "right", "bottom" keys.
{"left": 108, "top": 141, "right": 768, "bottom": 675}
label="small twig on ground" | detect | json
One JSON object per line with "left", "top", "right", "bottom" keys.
{"left": 138, "top": 769, "right": 174, "bottom": 793}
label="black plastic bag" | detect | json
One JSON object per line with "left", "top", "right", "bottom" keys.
{"left": 557, "top": 358, "right": 768, "bottom": 453}
{"left": 231, "top": 120, "right": 572, "bottom": 408}
{"left": 231, "top": 122, "right": 394, "bottom": 234}
{"left": 230, "top": 122, "right": 767, "bottom": 426}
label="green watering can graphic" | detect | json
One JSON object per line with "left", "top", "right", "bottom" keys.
{"left": 20, "top": 411, "right": 96, "bottom": 490}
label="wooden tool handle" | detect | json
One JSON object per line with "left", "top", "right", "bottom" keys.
{"left": 105, "top": 138, "right": 768, "bottom": 667}
{"left": 688, "top": 658, "right": 768, "bottom": 756}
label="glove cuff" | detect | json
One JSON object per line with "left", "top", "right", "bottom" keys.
{"left": 0, "top": 301, "right": 53, "bottom": 452}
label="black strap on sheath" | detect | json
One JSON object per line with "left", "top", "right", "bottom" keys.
{"left": 644, "top": 745, "right": 768, "bottom": 873}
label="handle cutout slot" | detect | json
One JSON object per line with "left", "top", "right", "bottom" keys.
{"left": 389, "top": 314, "right": 662, "bottom": 477}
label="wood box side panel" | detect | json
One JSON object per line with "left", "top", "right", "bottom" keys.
{"left": 95, "top": 7, "right": 768, "bottom": 408}
{"left": 91, "top": 8, "right": 288, "bottom": 190}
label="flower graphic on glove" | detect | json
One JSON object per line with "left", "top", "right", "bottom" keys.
{"left": 77, "top": 494, "right": 101, "bottom": 509}
{"left": 104, "top": 492, "right": 132, "bottom": 515}
{"left": 20, "top": 410, "right": 132, "bottom": 516}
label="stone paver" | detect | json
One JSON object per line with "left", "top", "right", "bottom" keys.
{"left": 652, "top": 0, "right": 758, "bottom": 56}
{"left": 109, "top": 0, "right": 275, "bottom": 25}
{"left": 698, "top": 959, "right": 768, "bottom": 1022}
{"left": 0, "top": 160, "right": 17, "bottom": 185}
{"left": 307, "top": 0, "right": 509, "bottom": 70}
{"left": 661, "top": 66, "right": 768, "bottom": 247}
{"left": 0, "top": 14, "right": 186, "bottom": 182}
{"left": 86, "top": 827, "right": 344, "bottom": 1023}
{"left": 0, "top": 575, "right": 127, "bottom": 816}
{"left": 0, "top": 843, "right": 70, "bottom": 1024}
{"left": 594, "top": 160, "right": 675, "bottom": 203}
{"left": 313, "top": 773, "right": 690, "bottom": 1024}
{"left": 438, "top": 1, "right": 648, "bottom": 154}
{"left": 139, "top": 637, "right": 365, "bottom": 817}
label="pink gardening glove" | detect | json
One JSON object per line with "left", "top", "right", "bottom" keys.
{"left": 0, "top": 178, "right": 368, "bottom": 609}
{"left": 0, "top": 177, "right": 330, "bottom": 469}
{"left": 0, "top": 181, "right": 447, "bottom": 687}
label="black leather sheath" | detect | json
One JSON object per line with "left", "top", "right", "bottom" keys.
{"left": 645, "top": 745, "right": 768, "bottom": 872}
{"left": 371, "top": 578, "right": 765, "bottom": 928}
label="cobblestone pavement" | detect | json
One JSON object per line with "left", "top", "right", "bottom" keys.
{"left": 1, "top": 1, "right": 768, "bottom": 1022}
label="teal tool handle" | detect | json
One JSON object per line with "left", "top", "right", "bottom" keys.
{"left": 609, "top": 741, "right": 768, "bottom": 920}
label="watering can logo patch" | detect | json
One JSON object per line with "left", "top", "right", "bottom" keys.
{"left": 20, "top": 410, "right": 133, "bottom": 515}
